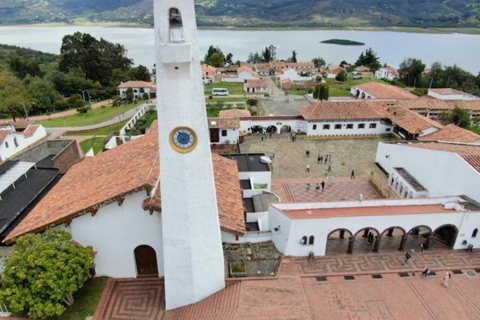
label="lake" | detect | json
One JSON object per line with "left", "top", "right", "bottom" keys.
{"left": 0, "top": 26, "right": 479, "bottom": 74}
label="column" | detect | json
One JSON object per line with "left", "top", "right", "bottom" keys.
{"left": 339, "top": 230, "right": 345, "bottom": 239}
{"left": 387, "top": 228, "right": 394, "bottom": 237}
{"left": 347, "top": 237, "right": 354, "bottom": 254}
{"left": 398, "top": 234, "right": 407, "bottom": 251}
{"left": 373, "top": 236, "right": 380, "bottom": 252}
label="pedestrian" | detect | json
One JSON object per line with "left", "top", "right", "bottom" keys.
{"left": 321, "top": 181, "right": 325, "bottom": 191}
{"left": 443, "top": 272, "right": 451, "bottom": 287}
{"left": 261, "top": 136, "right": 264, "bottom": 141}
{"left": 317, "top": 155, "right": 321, "bottom": 163}
{"left": 422, "top": 267, "right": 430, "bottom": 278}
{"left": 306, "top": 183, "right": 311, "bottom": 190}
{"left": 269, "top": 130, "right": 272, "bottom": 138}
{"left": 305, "top": 165, "right": 310, "bottom": 172}
{"left": 315, "top": 183, "right": 320, "bottom": 191}
{"left": 306, "top": 150, "right": 310, "bottom": 157}
{"left": 420, "top": 242, "right": 425, "bottom": 253}
{"left": 324, "top": 157, "right": 328, "bottom": 164}
{"left": 351, "top": 169, "right": 355, "bottom": 179}
{"left": 328, "top": 164, "right": 332, "bottom": 172}
{"left": 403, "top": 251, "right": 412, "bottom": 266}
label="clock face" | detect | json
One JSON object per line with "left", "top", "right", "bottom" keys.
{"left": 170, "top": 127, "right": 197, "bottom": 153}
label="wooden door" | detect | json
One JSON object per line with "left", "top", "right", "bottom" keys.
{"left": 210, "top": 128, "right": 220, "bottom": 142}
{"left": 134, "top": 245, "right": 159, "bottom": 277}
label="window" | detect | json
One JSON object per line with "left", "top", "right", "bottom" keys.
{"left": 323, "top": 124, "right": 330, "bottom": 130}
{"left": 385, "top": 128, "right": 391, "bottom": 132}
{"left": 301, "top": 236, "right": 307, "bottom": 245}
{"left": 369, "top": 123, "right": 377, "bottom": 129}
{"left": 313, "top": 124, "right": 317, "bottom": 130}
{"left": 13, "top": 138, "right": 18, "bottom": 148}
{"left": 358, "top": 123, "right": 365, "bottom": 129}
{"left": 334, "top": 124, "right": 342, "bottom": 130}
{"left": 346, "top": 124, "right": 353, "bottom": 129}
{"left": 473, "top": 228, "right": 478, "bottom": 238}
{"left": 309, "top": 235, "right": 315, "bottom": 245}
{"left": 221, "top": 129, "right": 227, "bottom": 137}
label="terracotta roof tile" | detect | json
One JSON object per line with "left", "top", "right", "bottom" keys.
{"left": 299, "top": 101, "right": 385, "bottom": 121}
{"left": 245, "top": 80, "right": 268, "bottom": 88}
{"left": 117, "top": 81, "right": 154, "bottom": 89}
{"left": 6, "top": 121, "right": 245, "bottom": 242}
{"left": 22, "top": 125, "right": 40, "bottom": 138}
{"left": 419, "top": 124, "right": 480, "bottom": 144}
{"left": 219, "top": 109, "right": 251, "bottom": 118}
{"left": 398, "top": 141, "right": 480, "bottom": 157}
{"left": 208, "top": 118, "right": 240, "bottom": 128}
{"left": 354, "top": 82, "right": 418, "bottom": 99}
{"left": 463, "top": 155, "right": 480, "bottom": 173}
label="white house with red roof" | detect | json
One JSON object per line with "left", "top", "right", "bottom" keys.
{"left": 375, "top": 67, "right": 399, "bottom": 81}
{"left": 244, "top": 79, "right": 268, "bottom": 93}
{"left": 117, "top": 81, "right": 156, "bottom": 100}
{"left": 222, "top": 66, "right": 260, "bottom": 83}
{"left": 0, "top": 125, "right": 47, "bottom": 162}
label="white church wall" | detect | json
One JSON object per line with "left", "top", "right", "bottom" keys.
{"left": 0, "top": 126, "right": 47, "bottom": 161}
{"left": 306, "top": 120, "right": 391, "bottom": 136}
{"left": 238, "top": 171, "right": 272, "bottom": 190}
{"left": 376, "top": 143, "right": 480, "bottom": 202}
{"left": 240, "top": 119, "right": 307, "bottom": 134}
{"left": 68, "top": 192, "right": 164, "bottom": 278}
{"left": 211, "top": 128, "right": 239, "bottom": 145}
{"left": 247, "top": 211, "right": 269, "bottom": 230}
{"left": 269, "top": 206, "right": 294, "bottom": 254}
{"left": 457, "top": 213, "right": 480, "bottom": 249}
{"left": 271, "top": 208, "right": 475, "bottom": 256}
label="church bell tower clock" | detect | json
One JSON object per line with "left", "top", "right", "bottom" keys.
{"left": 154, "top": 0, "right": 225, "bottom": 310}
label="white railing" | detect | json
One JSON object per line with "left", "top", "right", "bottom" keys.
{"left": 119, "top": 103, "right": 155, "bottom": 137}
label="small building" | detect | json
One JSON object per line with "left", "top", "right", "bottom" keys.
{"left": 277, "top": 68, "right": 312, "bottom": 82}
{"left": 221, "top": 66, "right": 260, "bottom": 83}
{"left": 352, "top": 82, "right": 418, "bottom": 100}
{"left": 354, "top": 66, "right": 371, "bottom": 73}
{"left": 244, "top": 79, "right": 268, "bottom": 93}
{"left": 201, "top": 64, "right": 216, "bottom": 84}
{"left": 299, "top": 101, "right": 392, "bottom": 137}
{"left": 0, "top": 125, "right": 47, "bottom": 163}
{"left": 418, "top": 124, "right": 480, "bottom": 145}
{"left": 208, "top": 118, "right": 240, "bottom": 145}
{"left": 375, "top": 67, "right": 399, "bottom": 81}
{"left": 427, "top": 88, "right": 480, "bottom": 101}
{"left": 117, "top": 81, "right": 156, "bottom": 100}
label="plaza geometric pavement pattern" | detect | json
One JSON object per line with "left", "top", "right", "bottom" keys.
{"left": 93, "top": 249, "right": 480, "bottom": 320}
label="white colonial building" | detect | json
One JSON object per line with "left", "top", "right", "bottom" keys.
{"left": 375, "top": 67, "right": 399, "bottom": 81}
{"left": 222, "top": 66, "right": 260, "bottom": 83}
{"left": 0, "top": 125, "right": 47, "bottom": 162}
{"left": 117, "top": 81, "right": 156, "bottom": 100}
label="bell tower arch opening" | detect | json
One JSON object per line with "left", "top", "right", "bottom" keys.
{"left": 169, "top": 8, "right": 184, "bottom": 42}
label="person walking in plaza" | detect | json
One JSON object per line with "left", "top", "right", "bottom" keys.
{"left": 317, "top": 155, "right": 322, "bottom": 164}
{"left": 403, "top": 251, "right": 412, "bottom": 266}
{"left": 305, "top": 164, "right": 310, "bottom": 173}
{"left": 351, "top": 169, "right": 355, "bottom": 179}
{"left": 420, "top": 242, "right": 425, "bottom": 253}
{"left": 324, "top": 156, "right": 328, "bottom": 164}
{"left": 306, "top": 150, "right": 310, "bottom": 157}
{"left": 328, "top": 164, "right": 332, "bottom": 172}
{"left": 443, "top": 272, "right": 451, "bottom": 287}
{"left": 321, "top": 181, "right": 325, "bottom": 191}
{"left": 422, "top": 266, "right": 430, "bottom": 278}
{"left": 315, "top": 183, "right": 320, "bottom": 191}
{"left": 306, "top": 183, "right": 311, "bottom": 190}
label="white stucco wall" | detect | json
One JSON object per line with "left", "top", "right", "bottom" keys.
{"left": 211, "top": 128, "right": 239, "bottom": 144}
{"left": 119, "top": 87, "right": 152, "bottom": 100}
{"left": 376, "top": 143, "right": 480, "bottom": 202}
{"left": 270, "top": 202, "right": 480, "bottom": 257}
{"left": 0, "top": 126, "right": 47, "bottom": 161}
{"left": 238, "top": 171, "right": 272, "bottom": 190}
{"left": 68, "top": 192, "right": 164, "bottom": 278}
{"left": 306, "top": 120, "right": 391, "bottom": 136}
{"left": 222, "top": 71, "right": 259, "bottom": 83}
{"left": 240, "top": 119, "right": 307, "bottom": 134}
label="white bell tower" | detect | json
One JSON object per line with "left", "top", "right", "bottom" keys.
{"left": 154, "top": 0, "right": 225, "bottom": 310}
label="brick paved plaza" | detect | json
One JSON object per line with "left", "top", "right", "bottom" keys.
{"left": 240, "top": 134, "right": 398, "bottom": 179}
{"left": 94, "top": 250, "right": 480, "bottom": 319}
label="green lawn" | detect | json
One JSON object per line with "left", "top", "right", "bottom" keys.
{"left": 206, "top": 97, "right": 247, "bottom": 104}
{"left": 467, "top": 126, "right": 480, "bottom": 134}
{"left": 204, "top": 82, "right": 246, "bottom": 95}
{"left": 34, "top": 101, "right": 142, "bottom": 128}
{"left": 325, "top": 77, "right": 388, "bottom": 97}
{"left": 65, "top": 120, "right": 129, "bottom": 136}
{"left": 54, "top": 277, "right": 108, "bottom": 320}
{"left": 80, "top": 137, "right": 106, "bottom": 155}
{"left": 145, "top": 111, "right": 158, "bottom": 129}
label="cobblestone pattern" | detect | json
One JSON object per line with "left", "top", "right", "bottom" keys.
{"left": 240, "top": 135, "right": 397, "bottom": 179}
{"left": 281, "top": 250, "right": 480, "bottom": 277}
{"left": 272, "top": 177, "right": 382, "bottom": 203}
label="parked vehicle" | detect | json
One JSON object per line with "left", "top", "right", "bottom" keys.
{"left": 212, "top": 88, "right": 229, "bottom": 96}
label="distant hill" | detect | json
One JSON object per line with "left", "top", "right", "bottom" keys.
{"left": 0, "top": 0, "right": 479, "bottom": 29}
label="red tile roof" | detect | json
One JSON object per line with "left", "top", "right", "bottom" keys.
{"left": 6, "top": 122, "right": 245, "bottom": 242}
{"left": 219, "top": 109, "right": 251, "bottom": 118}
{"left": 117, "top": 81, "right": 154, "bottom": 89}
{"left": 245, "top": 79, "right": 268, "bottom": 88}
{"left": 463, "top": 155, "right": 480, "bottom": 173}
{"left": 353, "top": 82, "right": 418, "bottom": 100}
{"left": 419, "top": 124, "right": 480, "bottom": 144}
{"left": 22, "top": 125, "right": 40, "bottom": 138}
{"left": 299, "top": 101, "right": 385, "bottom": 121}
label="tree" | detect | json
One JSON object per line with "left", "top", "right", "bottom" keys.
{"left": 126, "top": 87, "right": 134, "bottom": 103}
{"left": 26, "top": 77, "right": 61, "bottom": 114}
{"left": 399, "top": 58, "right": 426, "bottom": 87}
{"left": 130, "top": 65, "right": 151, "bottom": 82}
{"left": 312, "top": 57, "right": 326, "bottom": 68}
{"left": 247, "top": 52, "right": 262, "bottom": 64}
{"left": 335, "top": 69, "right": 348, "bottom": 82}
{"left": 0, "top": 81, "right": 33, "bottom": 121}
{"left": 313, "top": 83, "right": 329, "bottom": 101}
{"left": 355, "top": 48, "right": 381, "bottom": 72}
{"left": 225, "top": 53, "right": 233, "bottom": 65}
{"left": 208, "top": 52, "right": 225, "bottom": 67}
{"left": 0, "top": 228, "right": 94, "bottom": 319}
{"left": 289, "top": 50, "right": 297, "bottom": 63}
{"left": 451, "top": 106, "right": 471, "bottom": 128}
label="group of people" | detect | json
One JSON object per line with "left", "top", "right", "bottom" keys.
{"left": 366, "top": 232, "right": 375, "bottom": 246}
{"left": 403, "top": 251, "right": 452, "bottom": 287}
{"left": 306, "top": 181, "right": 326, "bottom": 191}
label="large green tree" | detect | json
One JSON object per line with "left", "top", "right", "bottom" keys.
{"left": 26, "top": 77, "right": 61, "bottom": 114}
{"left": 399, "top": 58, "right": 426, "bottom": 87}
{"left": 312, "top": 57, "right": 326, "bottom": 68}
{"left": 355, "top": 48, "right": 381, "bottom": 71}
{"left": 335, "top": 69, "right": 348, "bottom": 82}
{"left": 313, "top": 83, "right": 329, "bottom": 101}
{"left": 0, "top": 75, "right": 33, "bottom": 121}
{"left": 0, "top": 228, "right": 95, "bottom": 319}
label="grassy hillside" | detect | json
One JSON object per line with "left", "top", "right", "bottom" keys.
{"left": 0, "top": 0, "right": 479, "bottom": 29}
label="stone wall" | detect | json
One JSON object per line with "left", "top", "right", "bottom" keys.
{"left": 369, "top": 163, "right": 399, "bottom": 199}
{"left": 52, "top": 140, "right": 82, "bottom": 173}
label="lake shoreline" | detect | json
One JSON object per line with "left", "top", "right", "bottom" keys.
{"left": 1, "top": 23, "right": 480, "bottom": 35}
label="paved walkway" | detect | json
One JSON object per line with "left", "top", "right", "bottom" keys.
{"left": 92, "top": 250, "right": 480, "bottom": 320}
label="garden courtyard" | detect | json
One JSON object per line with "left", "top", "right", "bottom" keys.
{"left": 239, "top": 133, "right": 399, "bottom": 179}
